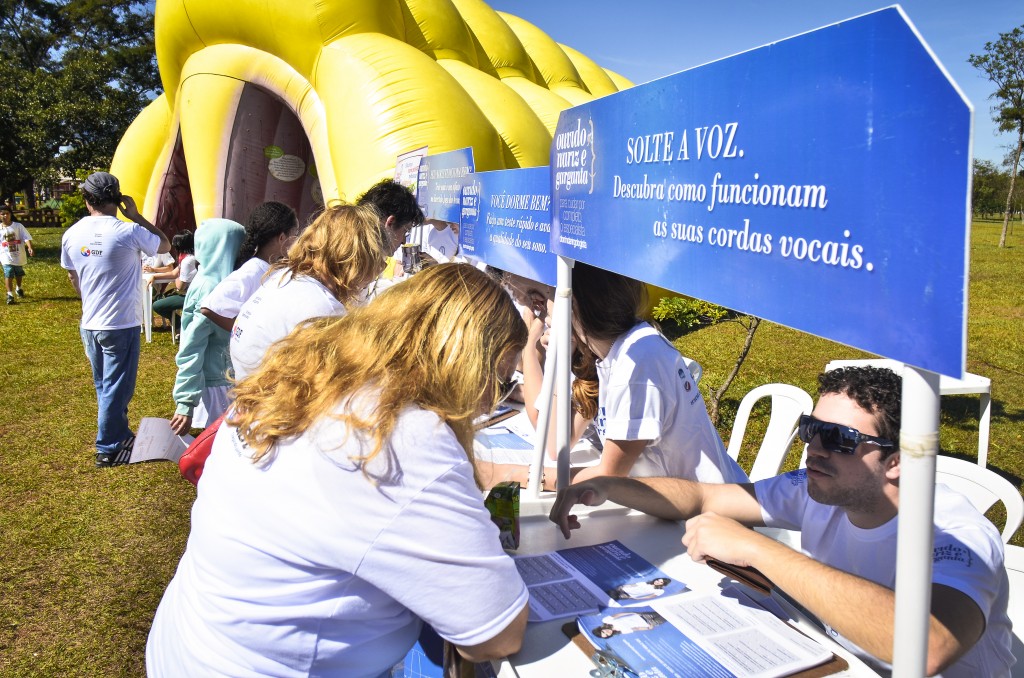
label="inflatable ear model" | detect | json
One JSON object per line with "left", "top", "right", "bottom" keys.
{"left": 111, "top": 0, "right": 630, "bottom": 232}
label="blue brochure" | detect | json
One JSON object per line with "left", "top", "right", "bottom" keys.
{"left": 577, "top": 588, "right": 833, "bottom": 678}
{"left": 513, "top": 540, "right": 687, "bottom": 622}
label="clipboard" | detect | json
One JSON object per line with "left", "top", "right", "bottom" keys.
{"left": 473, "top": 406, "right": 519, "bottom": 431}
{"left": 562, "top": 620, "right": 850, "bottom": 678}
{"left": 706, "top": 558, "right": 774, "bottom": 596}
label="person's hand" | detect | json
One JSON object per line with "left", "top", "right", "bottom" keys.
{"left": 169, "top": 413, "right": 193, "bottom": 435}
{"left": 549, "top": 480, "right": 609, "bottom": 539}
{"left": 142, "top": 264, "right": 154, "bottom": 272}
{"left": 521, "top": 307, "right": 544, "bottom": 352}
{"left": 682, "top": 512, "right": 765, "bottom": 567}
{"left": 118, "top": 194, "right": 142, "bottom": 220}
{"left": 26, "top": 247, "right": 33, "bottom": 257}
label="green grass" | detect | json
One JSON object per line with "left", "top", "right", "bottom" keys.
{"left": 0, "top": 221, "right": 1020, "bottom": 676}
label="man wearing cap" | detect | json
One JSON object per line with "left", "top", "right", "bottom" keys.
{"left": 61, "top": 172, "right": 170, "bottom": 467}
{"left": 550, "top": 366, "right": 1014, "bottom": 677}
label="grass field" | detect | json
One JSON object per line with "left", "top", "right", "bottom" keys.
{"left": 0, "top": 220, "right": 1020, "bottom": 676}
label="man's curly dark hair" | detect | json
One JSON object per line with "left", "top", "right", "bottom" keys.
{"left": 355, "top": 178, "right": 424, "bottom": 229}
{"left": 818, "top": 367, "right": 901, "bottom": 452}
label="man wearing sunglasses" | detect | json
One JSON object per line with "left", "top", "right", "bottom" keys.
{"left": 550, "top": 366, "right": 1013, "bottom": 677}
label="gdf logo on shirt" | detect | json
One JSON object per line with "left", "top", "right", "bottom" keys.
{"left": 80, "top": 246, "right": 92, "bottom": 256}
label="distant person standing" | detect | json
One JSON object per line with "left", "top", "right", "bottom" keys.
{"left": 61, "top": 172, "right": 170, "bottom": 467}
{"left": 1, "top": 204, "right": 35, "bottom": 305}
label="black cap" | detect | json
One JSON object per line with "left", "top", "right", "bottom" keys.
{"left": 81, "top": 172, "right": 120, "bottom": 200}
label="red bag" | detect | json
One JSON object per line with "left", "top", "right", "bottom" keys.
{"left": 178, "top": 414, "right": 225, "bottom": 487}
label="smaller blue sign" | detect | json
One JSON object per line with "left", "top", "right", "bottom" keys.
{"left": 417, "top": 147, "right": 474, "bottom": 222}
{"left": 459, "top": 167, "right": 556, "bottom": 287}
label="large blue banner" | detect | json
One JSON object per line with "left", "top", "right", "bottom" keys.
{"left": 459, "top": 167, "right": 556, "bottom": 287}
{"left": 550, "top": 7, "right": 970, "bottom": 377}
{"left": 417, "top": 147, "right": 474, "bottom": 222}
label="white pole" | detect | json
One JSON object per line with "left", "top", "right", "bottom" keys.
{"left": 554, "top": 256, "right": 574, "bottom": 489}
{"left": 526, "top": 338, "right": 557, "bottom": 499}
{"left": 891, "top": 366, "right": 941, "bottom": 676}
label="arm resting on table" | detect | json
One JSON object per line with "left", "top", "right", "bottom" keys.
{"left": 743, "top": 536, "right": 984, "bottom": 675}
{"left": 550, "top": 476, "right": 762, "bottom": 538}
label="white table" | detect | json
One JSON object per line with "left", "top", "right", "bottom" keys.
{"left": 825, "top": 359, "right": 992, "bottom": 467}
{"left": 141, "top": 272, "right": 156, "bottom": 343}
{"left": 493, "top": 503, "right": 875, "bottom": 676}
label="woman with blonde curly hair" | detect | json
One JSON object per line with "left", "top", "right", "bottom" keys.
{"left": 229, "top": 202, "right": 388, "bottom": 381}
{"left": 147, "top": 263, "right": 530, "bottom": 677}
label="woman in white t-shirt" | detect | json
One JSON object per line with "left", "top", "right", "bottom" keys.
{"left": 487, "top": 264, "right": 745, "bottom": 488}
{"left": 200, "top": 201, "right": 301, "bottom": 332}
{"left": 147, "top": 264, "right": 530, "bottom": 677}
{"left": 565, "top": 263, "right": 746, "bottom": 485}
{"left": 230, "top": 203, "right": 389, "bottom": 381}
{"left": 151, "top": 231, "right": 197, "bottom": 327}
{"left": 141, "top": 250, "right": 175, "bottom": 297}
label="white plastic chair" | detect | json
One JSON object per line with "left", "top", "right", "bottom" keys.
{"left": 935, "top": 455, "right": 1023, "bottom": 543}
{"left": 727, "top": 384, "right": 814, "bottom": 482}
{"left": 682, "top": 356, "right": 702, "bottom": 385}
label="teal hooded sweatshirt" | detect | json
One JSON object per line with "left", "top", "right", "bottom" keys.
{"left": 173, "top": 219, "right": 246, "bottom": 418}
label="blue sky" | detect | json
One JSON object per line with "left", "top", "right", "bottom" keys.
{"left": 488, "top": 0, "right": 1021, "bottom": 167}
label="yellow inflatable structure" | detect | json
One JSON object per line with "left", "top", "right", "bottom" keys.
{"left": 112, "top": 0, "right": 630, "bottom": 231}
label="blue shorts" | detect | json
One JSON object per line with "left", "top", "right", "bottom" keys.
{"left": 3, "top": 264, "right": 25, "bottom": 278}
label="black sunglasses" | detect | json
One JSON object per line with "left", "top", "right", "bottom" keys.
{"left": 496, "top": 376, "right": 518, "bottom": 405}
{"left": 798, "top": 415, "right": 896, "bottom": 455}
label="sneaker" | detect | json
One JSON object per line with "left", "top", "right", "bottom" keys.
{"left": 15, "top": 287, "right": 23, "bottom": 298}
{"left": 95, "top": 434, "right": 135, "bottom": 468}
{"left": 6, "top": 295, "right": 13, "bottom": 305}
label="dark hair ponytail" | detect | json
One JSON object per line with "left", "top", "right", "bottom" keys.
{"left": 572, "top": 262, "right": 646, "bottom": 343}
{"left": 235, "top": 202, "right": 299, "bottom": 269}
{"left": 171, "top": 230, "right": 195, "bottom": 255}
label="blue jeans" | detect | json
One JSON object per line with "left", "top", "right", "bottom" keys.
{"left": 81, "top": 327, "right": 140, "bottom": 455}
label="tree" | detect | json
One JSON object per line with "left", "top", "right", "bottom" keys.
{"left": 0, "top": 1, "right": 160, "bottom": 205}
{"left": 969, "top": 25, "right": 1024, "bottom": 247}
{"left": 972, "top": 159, "right": 1007, "bottom": 218}
{"left": 652, "top": 296, "right": 760, "bottom": 426}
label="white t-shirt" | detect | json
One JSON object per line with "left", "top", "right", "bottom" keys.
{"left": 0, "top": 222, "right": 32, "bottom": 266}
{"left": 617, "top": 581, "right": 665, "bottom": 600}
{"left": 756, "top": 471, "right": 1015, "bottom": 678}
{"left": 230, "top": 270, "right": 346, "bottom": 381}
{"left": 146, "top": 403, "right": 528, "bottom": 678}
{"left": 178, "top": 254, "right": 198, "bottom": 284}
{"left": 595, "top": 322, "right": 747, "bottom": 483}
{"left": 202, "top": 257, "right": 270, "bottom": 318}
{"left": 61, "top": 215, "right": 162, "bottom": 330}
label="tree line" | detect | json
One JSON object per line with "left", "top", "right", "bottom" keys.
{"left": 970, "top": 24, "right": 1024, "bottom": 247}
{"left": 0, "top": 0, "right": 159, "bottom": 207}
{"left": 973, "top": 159, "right": 1023, "bottom": 220}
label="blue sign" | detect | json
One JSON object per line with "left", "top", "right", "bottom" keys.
{"left": 550, "top": 8, "right": 970, "bottom": 378}
{"left": 417, "top": 147, "right": 474, "bottom": 222}
{"left": 459, "top": 167, "right": 556, "bottom": 287}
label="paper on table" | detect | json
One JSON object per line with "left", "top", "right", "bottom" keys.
{"left": 647, "top": 586, "right": 832, "bottom": 677}
{"left": 475, "top": 411, "right": 548, "bottom": 465}
{"left": 129, "top": 417, "right": 194, "bottom": 463}
{"left": 514, "top": 540, "right": 687, "bottom": 622}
